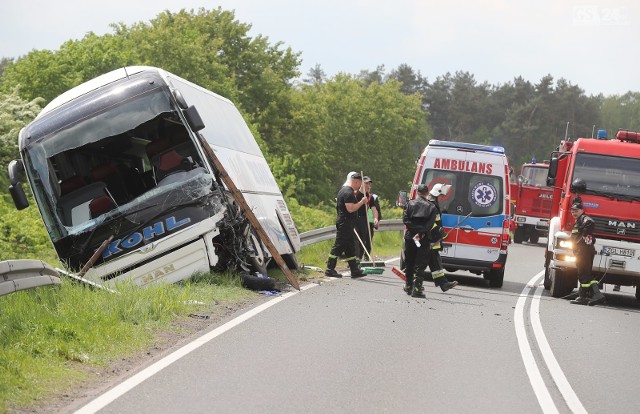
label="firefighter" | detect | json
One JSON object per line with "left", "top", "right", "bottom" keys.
{"left": 425, "top": 183, "right": 458, "bottom": 292}
{"left": 354, "top": 176, "right": 380, "bottom": 261}
{"left": 402, "top": 184, "right": 438, "bottom": 297}
{"left": 569, "top": 199, "right": 605, "bottom": 306}
{"left": 325, "top": 172, "right": 368, "bottom": 278}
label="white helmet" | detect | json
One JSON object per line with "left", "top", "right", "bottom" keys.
{"left": 430, "top": 183, "right": 452, "bottom": 197}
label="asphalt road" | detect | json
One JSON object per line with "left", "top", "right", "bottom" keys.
{"left": 74, "top": 241, "right": 640, "bottom": 414}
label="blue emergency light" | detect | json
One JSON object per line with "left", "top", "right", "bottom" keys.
{"left": 428, "top": 140, "right": 505, "bottom": 154}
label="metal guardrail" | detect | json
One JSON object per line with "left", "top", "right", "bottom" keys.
{"left": 0, "top": 259, "right": 61, "bottom": 297}
{"left": 299, "top": 219, "right": 404, "bottom": 247}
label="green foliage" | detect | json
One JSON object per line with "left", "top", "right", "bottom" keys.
{"left": 0, "top": 89, "right": 43, "bottom": 189}
{"left": 286, "top": 198, "right": 334, "bottom": 233}
{"left": 0, "top": 195, "right": 56, "bottom": 263}
{"left": 599, "top": 92, "right": 640, "bottom": 133}
{"left": 281, "top": 74, "right": 429, "bottom": 204}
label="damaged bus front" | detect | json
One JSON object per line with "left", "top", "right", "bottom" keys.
{"left": 8, "top": 66, "right": 300, "bottom": 286}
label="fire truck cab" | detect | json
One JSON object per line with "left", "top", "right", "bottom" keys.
{"left": 512, "top": 160, "right": 553, "bottom": 244}
{"left": 545, "top": 130, "right": 640, "bottom": 300}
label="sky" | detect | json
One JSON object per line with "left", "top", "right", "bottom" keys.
{"left": 1, "top": 0, "right": 638, "bottom": 96}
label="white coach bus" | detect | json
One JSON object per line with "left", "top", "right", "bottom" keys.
{"left": 8, "top": 66, "right": 300, "bottom": 286}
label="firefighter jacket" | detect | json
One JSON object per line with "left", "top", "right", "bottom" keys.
{"left": 403, "top": 196, "right": 437, "bottom": 241}
{"left": 571, "top": 213, "right": 597, "bottom": 255}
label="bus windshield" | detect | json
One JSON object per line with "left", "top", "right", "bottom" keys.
{"left": 23, "top": 89, "right": 215, "bottom": 241}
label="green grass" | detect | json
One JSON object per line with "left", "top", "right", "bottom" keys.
{"left": 296, "top": 230, "right": 403, "bottom": 270}
{"left": 0, "top": 273, "right": 256, "bottom": 413}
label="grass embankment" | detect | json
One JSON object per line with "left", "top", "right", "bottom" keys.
{"left": 0, "top": 273, "right": 256, "bottom": 413}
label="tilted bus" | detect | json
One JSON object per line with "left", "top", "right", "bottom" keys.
{"left": 8, "top": 66, "right": 300, "bottom": 286}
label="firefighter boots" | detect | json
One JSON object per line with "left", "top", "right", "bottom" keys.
{"left": 324, "top": 257, "right": 341, "bottom": 278}
{"left": 434, "top": 275, "right": 458, "bottom": 292}
{"left": 348, "top": 259, "right": 365, "bottom": 278}
{"left": 411, "top": 274, "right": 425, "bottom": 298}
{"left": 587, "top": 283, "right": 606, "bottom": 306}
{"left": 569, "top": 286, "right": 589, "bottom": 305}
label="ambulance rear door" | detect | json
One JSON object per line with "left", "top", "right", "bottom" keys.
{"left": 420, "top": 147, "right": 507, "bottom": 265}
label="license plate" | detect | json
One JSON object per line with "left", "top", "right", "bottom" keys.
{"left": 537, "top": 220, "right": 549, "bottom": 228}
{"left": 603, "top": 246, "right": 635, "bottom": 257}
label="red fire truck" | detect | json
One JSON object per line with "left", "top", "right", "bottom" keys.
{"left": 511, "top": 161, "right": 553, "bottom": 244}
{"left": 544, "top": 130, "right": 640, "bottom": 300}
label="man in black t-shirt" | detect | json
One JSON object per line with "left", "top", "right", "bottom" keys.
{"left": 325, "top": 172, "right": 369, "bottom": 278}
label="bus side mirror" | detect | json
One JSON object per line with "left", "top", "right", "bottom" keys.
{"left": 9, "top": 184, "right": 29, "bottom": 210}
{"left": 396, "top": 190, "right": 407, "bottom": 208}
{"left": 546, "top": 157, "right": 558, "bottom": 186}
{"left": 183, "top": 105, "right": 205, "bottom": 132}
{"left": 8, "top": 160, "right": 29, "bottom": 210}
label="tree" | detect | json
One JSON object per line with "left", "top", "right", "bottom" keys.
{"left": 0, "top": 89, "right": 44, "bottom": 189}
{"left": 600, "top": 92, "right": 640, "bottom": 133}
{"left": 303, "top": 64, "right": 327, "bottom": 85}
{"left": 281, "top": 74, "right": 430, "bottom": 204}
{"left": 0, "top": 8, "right": 301, "bottom": 153}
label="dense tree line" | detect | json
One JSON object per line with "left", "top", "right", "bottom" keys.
{"left": 1, "top": 6, "right": 638, "bottom": 211}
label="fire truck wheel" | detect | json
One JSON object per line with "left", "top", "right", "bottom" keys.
{"left": 550, "top": 268, "right": 575, "bottom": 298}
{"left": 488, "top": 268, "right": 504, "bottom": 288}
{"left": 543, "top": 253, "right": 552, "bottom": 290}
{"left": 636, "top": 286, "right": 640, "bottom": 301}
{"left": 514, "top": 227, "right": 525, "bottom": 244}
{"left": 529, "top": 232, "right": 539, "bottom": 244}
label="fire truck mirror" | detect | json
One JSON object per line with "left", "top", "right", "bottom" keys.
{"left": 547, "top": 157, "right": 558, "bottom": 180}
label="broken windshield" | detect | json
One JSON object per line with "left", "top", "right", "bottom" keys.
{"left": 22, "top": 87, "right": 215, "bottom": 242}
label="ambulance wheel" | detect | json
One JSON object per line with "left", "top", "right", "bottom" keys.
{"left": 514, "top": 227, "right": 525, "bottom": 244}
{"left": 488, "top": 268, "right": 504, "bottom": 288}
{"left": 529, "top": 232, "right": 540, "bottom": 244}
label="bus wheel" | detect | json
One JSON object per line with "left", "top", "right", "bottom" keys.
{"left": 248, "top": 232, "right": 269, "bottom": 275}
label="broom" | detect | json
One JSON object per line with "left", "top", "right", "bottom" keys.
{"left": 353, "top": 229, "right": 385, "bottom": 269}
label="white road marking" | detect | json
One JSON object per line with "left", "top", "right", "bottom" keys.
{"left": 515, "top": 273, "right": 559, "bottom": 413}
{"left": 530, "top": 272, "right": 587, "bottom": 414}
{"left": 74, "top": 283, "right": 318, "bottom": 414}
{"left": 516, "top": 270, "right": 587, "bottom": 413}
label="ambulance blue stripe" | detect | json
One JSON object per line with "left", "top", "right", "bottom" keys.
{"left": 442, "top": 214, "right": 507, "bottom": 230}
